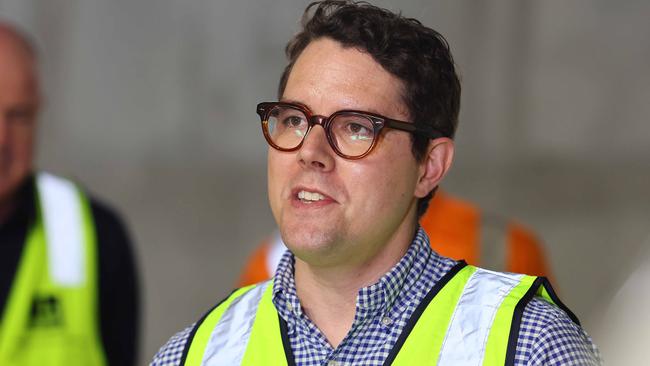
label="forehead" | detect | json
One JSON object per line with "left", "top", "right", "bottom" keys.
{"left": 0, "top": 38, "right": 38, "bottom": 103}
{"left": 283, "top": 38, "right": 408, "bottom": 119}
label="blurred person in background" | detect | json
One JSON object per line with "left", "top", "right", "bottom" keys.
{"left": 0, "top": 21, "right": 139, "bottom": 366}
{"left": 152, "top": 1, "right": 600, "bottom": 365}
{"left": 239, "top": 189, "right": 553, "bottom": 287}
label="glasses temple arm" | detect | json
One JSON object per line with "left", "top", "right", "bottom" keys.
{"left": 384, "top": 119, "right": 446, "bottom": 139}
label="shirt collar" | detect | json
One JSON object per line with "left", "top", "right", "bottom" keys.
{"left": 272, "top": 250, "right": 302, "bottom": 316}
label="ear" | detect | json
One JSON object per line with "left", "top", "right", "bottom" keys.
{"left": 414, "top": 137, "right": 454, "bottom": 198}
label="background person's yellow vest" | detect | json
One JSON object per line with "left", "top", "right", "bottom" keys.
{"left": 0, "top": 173, "right": 106, "bottom": 366}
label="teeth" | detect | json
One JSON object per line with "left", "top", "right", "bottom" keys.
{"left": 298, "top": 190, "right": 325, "bottom": 202}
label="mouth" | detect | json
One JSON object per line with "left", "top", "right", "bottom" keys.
{"left": 291, "top": 187, "right": 336, "bottom": 206}
{"left": 297, "top": 189, "right": 326, "bottom": 203}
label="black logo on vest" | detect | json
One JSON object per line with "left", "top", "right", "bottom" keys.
{"left": 30, "top": 295, "right": 63, "bottom": 328}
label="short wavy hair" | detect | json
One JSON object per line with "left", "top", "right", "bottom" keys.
{"left": 277, "top": 0, "right": 461, "bottom": 218}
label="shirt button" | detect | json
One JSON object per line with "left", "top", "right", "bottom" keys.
{"left": 381, "top": 316, "right": 393, "bottom": 326}
{"left": 328, "top": 361, "right": 339, "bottom": 366}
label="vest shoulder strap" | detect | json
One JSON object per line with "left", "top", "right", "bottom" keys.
{"left": 500, "top": 276, "right": 579, "bottom": 366}
{"left": 389, "top": 264, "right": 572, "bottom": 366}
{"left": 387, "top": 261, "right": 473, "bottom": 366}
{"left": 182, "top": 282, "right": 269, "bottom": 366}
{"left": 240, "top": 281, "right": 290, "bottom": 366}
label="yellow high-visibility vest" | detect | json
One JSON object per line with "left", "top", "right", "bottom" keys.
{"left": 181, "top": 262, "right": 576, "bottom": 366}
{"left": 0, "top": 173, "right": 106, "bottom": 366}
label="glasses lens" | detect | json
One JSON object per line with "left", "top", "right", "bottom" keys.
{"left": 266, "top": 105, "right": 308, "bottom": 150}
{"left": 330, "top": 113, "right": 375, "bottom": 157}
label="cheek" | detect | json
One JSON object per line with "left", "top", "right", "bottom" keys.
{"left": 267, "top": 153, "right": 280, "bottom": 195}
{"left": 355, "top": 142, "right": 419, "bottom": 211}
{"left": 267, "top": 150, "right": 292, "bottom": 200}
{"left": 344, "top": 157, "right": 415, "bottom": 214}
{"left": 11, "top": 128, "right": 36, "bottom": 164}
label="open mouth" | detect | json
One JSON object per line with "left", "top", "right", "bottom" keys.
{"left": 297, "top": 190, "right": 326, "bottom": 203}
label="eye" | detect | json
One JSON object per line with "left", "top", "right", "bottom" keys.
{"left": 348, "top": 122, "right": 368, "bottom": 134}
{"left": 342, "top": 120, "right": 373, "bottom": 141}
{"left": 272, "top": 107, "right": 307, "bottom": 130}
{"left": 282, "top": 115, "right": 307, "bottom": 129}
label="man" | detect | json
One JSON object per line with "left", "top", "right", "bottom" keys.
{"left": 0, "top": 22, "right": 139, "bottom": 365}
{"left": 238, "top": 190, "right": 553, "bottom": 287}
{"left": 152, "top": 1, "right": 600, "bottom": 365}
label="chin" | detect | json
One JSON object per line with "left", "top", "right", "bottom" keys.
{"left": 280, "top": 224, "right": 341, "bottom": 261}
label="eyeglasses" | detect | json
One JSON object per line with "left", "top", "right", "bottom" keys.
{"left": 256, "top": 101, "right": 444, "bottom": 159}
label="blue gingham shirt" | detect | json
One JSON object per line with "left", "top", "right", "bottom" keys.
{"left": 151, "top": 228, "right": 601, "bottom": 365}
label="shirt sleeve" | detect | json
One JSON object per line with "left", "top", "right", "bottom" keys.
{"left": 516, "top": 297, "right": 602, "bottom": 365}
{"left": 150, "top": 325, "right": 194, "bottom": 366}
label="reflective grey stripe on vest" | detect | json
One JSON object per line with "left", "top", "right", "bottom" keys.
{"left": 36, "top": 172, "right": 85, "bottom": 286}
{"left": 201, "top": 282, "right": 270, "bottom": 366}
{"left": 437, "top": 268, "right": 524, "bottom": 365}
{"left": 479, "top": 212, "right": 508, "bottom": 271}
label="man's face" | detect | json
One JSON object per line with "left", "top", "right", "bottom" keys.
{"left": 268, "top": 38, "right": 429, "bottom": 267}
{"left": 0, "top": 38, "right": 39, "bottom": 201}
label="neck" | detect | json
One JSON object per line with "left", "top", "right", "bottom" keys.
{"left": 293, "top": 220, "right": 417, "bottom": 348}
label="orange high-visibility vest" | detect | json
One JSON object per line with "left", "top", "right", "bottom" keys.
{"left": 238, "top": 191, "right": 552, "bottom": 286}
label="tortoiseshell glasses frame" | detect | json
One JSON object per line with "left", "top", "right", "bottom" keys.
{"left": 257, "top": 101, "right": 444, "bottom": 159}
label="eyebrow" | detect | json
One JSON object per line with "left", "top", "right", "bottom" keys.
{"left": 279, "top": 98, "right": 306, "bottom": 107}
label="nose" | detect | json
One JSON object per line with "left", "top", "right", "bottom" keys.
{"left": 297, "top": 125, "right": 335, "bottom": 171}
